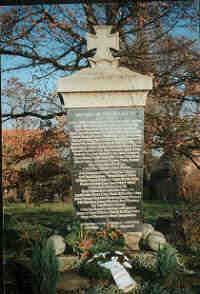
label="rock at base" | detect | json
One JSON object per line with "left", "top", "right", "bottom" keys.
{"left": 47, "top": 235, "right": 66, "bottom": 256}
{"left": 140, "top": 223, "right": 154, "bottom": 240}
{"left": 124, "top": 232, "right": 143, "bottom": 251}
{"left": 144, "top": 231, "right": 167, "bottom": 251}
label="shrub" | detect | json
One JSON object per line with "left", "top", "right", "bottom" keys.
{"left": 154, "top": 244, "right": 178, "bottom": 281}
{"left": 31, "top": 231, "right": 60, "bottom": 294}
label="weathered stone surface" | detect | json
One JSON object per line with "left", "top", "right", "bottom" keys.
{"left": 56, "top": 270, "right": 90, "bottom": 291}
{"left": 140, "top": 223, "right": 154, "bottom": 240}
{"left": 69, "top": 107, "right": 144, "bottom": 232}
{"left": 46, "top": 235, "right": 66, "bottom": 256}
{"left": 57, "top": 255, "right": 78, "bottom": 272}
{"left": 144, "top": 231, "right": 167, "bottom": 251}
{"left": 59, "top": 91, "right": 150, "bottom": 108}
{"left": 124, "top": 232, "right": 143, "bottom": 251}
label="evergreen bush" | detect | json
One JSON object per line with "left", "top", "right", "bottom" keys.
{"left": 154, "top": 244, "right": 178, "bottom": 281}
{"left": 31, "top": 232, "right": 60, "bottom": 294}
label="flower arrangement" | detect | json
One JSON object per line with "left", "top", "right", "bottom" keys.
{"left": 66, "top": 222, "right": 129, "bottom": 283}
{"left": 65, "top": 221, "right": 125, "bottom": 259}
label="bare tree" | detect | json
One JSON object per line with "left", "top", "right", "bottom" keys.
{"left": 2, "top": 77, "right": 66, "bottom": 128}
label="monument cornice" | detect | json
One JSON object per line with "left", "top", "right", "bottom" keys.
{"left": 57, "top": 62, "right": 152, "bottom": 93}
{"left": 60, "top": 91, "right": 149, "bottom": 108}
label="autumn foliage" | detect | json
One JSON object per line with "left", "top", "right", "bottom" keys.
{"left": 2, "top": 126, "right": 71, "bottom": 203}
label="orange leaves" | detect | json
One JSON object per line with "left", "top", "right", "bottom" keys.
{"left": 79, "top": 239, "right": 94, "bottom": 250}
{"left": 2, "top": 128, "right": 69, "bottom": 189}
{"left": 78, "top": 238, "right": 94, "bottom": 259}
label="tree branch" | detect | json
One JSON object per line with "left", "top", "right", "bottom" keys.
{"left": 180, "top": 150, "right": 200, "bottom": 170}
{"left": 2, "top": 111, "right": 67, "bottom": 121}
{"left": 1, "top": 49, "right": 87, "bottom": 72}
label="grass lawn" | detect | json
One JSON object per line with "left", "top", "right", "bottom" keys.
{"left": 142, "top": 200, "right": 184, "bottom": 225}
{"left": 4, "top": 202, "right": 75, "bottom": 237}
{"left": 3, "top": 200, "right": 184, "bottom": 234}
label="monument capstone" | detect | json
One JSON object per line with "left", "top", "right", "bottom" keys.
{"left": 57, "top": 25, "right": 152, "bottom": 232}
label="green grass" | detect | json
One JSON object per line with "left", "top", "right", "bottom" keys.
{"left": 4, "top": 200, "right": 184, "bottom": 233}
{"left": 4, "top": 201, "right": 74, "bottom": 214}
{"left": 3, "top": 202, "right": 76, "bottom": 262}
{"left": 142, "top": 200, "right": 184, "bottom": 226}
{"left": 4, "top": 202, "right": 75, "bottom": 240}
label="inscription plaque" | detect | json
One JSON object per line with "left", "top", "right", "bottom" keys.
{"left": 68, "top": 107, "right": 144, "bottom": 232}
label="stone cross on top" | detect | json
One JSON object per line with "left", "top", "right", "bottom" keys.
{"left": 87, "top": 25, "right": 119, "bottom": 62}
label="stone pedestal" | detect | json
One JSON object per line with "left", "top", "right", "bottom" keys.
{"left": 57, "top": 25, "right": 152, "bottom": 232}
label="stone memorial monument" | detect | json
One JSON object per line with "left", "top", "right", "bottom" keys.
{"left": 57, "top": 25, "right": 152, "bottom": 232}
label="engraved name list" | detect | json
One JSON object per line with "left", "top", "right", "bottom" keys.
{"left": 68, "top": 107, "right": 144, "bottom": 232}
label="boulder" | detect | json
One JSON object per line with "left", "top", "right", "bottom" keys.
{"left": 143, "top": 230, "right": 167, "bottom": 251}
{"left": 124, "top": 232, "right": 143, "bottom": 251}
{"left": 140, "top": 223, "right": 154, "bottom": 240}
{"left": 46, "top": 235, "right": 66, "bottom": 256}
